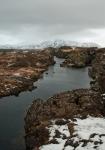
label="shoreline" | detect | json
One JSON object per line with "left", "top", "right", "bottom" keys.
{"left": 0, "top": 50, "right": 55, "bottom": 98}
{"left": 24, "top": 47, "right": 105, "bottom": 150}
{"left": 0, "top": 46, "right": 105, "bottom": 149}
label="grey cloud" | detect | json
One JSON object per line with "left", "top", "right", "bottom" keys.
{"left": 0, "top": 0, "right": 105, "bottom": 45}
{"left": 0, "top": 0, "right": 105, "bottom": 26}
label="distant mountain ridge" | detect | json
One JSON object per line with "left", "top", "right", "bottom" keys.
{"left": 0, "top": 40, "right": 100, "bottom": 50}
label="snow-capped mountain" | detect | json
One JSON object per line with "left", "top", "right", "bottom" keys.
{"left": 0, "top": 40, "right": 100, "bottom": 50}
{"left": 35, "top": 40, "right": 100, "bottom": 49}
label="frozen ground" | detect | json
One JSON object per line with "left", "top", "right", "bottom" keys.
{"left": 40, "top": 117, "right": 105, "bottom": 150}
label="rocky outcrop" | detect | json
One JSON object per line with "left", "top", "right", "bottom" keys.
{"left": 60, "top": 47, "right": 97, "bottom": 68}
{"left": 0, "top": 50, "right": 55, "bottom": 98}
{"left": 24, "top": 89, "right": 105, "bottom": 150}
{"left": 88, "top": 48, "right": 105, "bottom": 93}
{"left": 45, "top": 46, "right": 98, "bottom": 68}
{"left": 54, "top": 46, "right": 73, "bottom": 58}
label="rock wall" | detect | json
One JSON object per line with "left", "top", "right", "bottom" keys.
{"left": 89, "top": 48, "right": 105, "bottom": 93}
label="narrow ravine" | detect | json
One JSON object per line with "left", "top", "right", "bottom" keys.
{"left": 0, "top": 57, "right": 90, "bottom": 150}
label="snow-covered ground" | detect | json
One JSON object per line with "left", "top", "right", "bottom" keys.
{"left": 40, "top": 117, "right": 105, "bottom": 150}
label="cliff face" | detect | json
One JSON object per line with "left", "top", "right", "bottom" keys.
{"left": 89, "top": 48, "right": 105, "bottom": 93}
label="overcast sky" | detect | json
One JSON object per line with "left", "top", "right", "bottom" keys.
{"left": 0, "top": 0, "right": 105, "bottom": 46}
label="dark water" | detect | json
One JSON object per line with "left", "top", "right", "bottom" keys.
{"left": 0, "top": 57, "right": 90, "bottom": 150}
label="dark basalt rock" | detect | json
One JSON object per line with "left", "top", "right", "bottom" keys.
{"left": 25, "top": 124, "right": 49, "bottom": 150}
{"left": 64, "top": 139, "right": 79, "bottom": 148}
{"left": 55, "top": 119, "right": 69, "bottom": 125}
{"left": 48, "top": 139, "right": 59, "bottom": 144}
{"left": 88, "top": 48, "right": 105, "bottom": 93}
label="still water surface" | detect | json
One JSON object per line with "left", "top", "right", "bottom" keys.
{"left": 0, "top": 57, "right": 90, "bottom": 150}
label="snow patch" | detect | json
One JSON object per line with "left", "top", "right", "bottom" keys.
{"left": 74, "top": 117, "right": 105, "bottom": 140}
{"left": 40, "top": 117, "right": 105, "bottom": 150}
